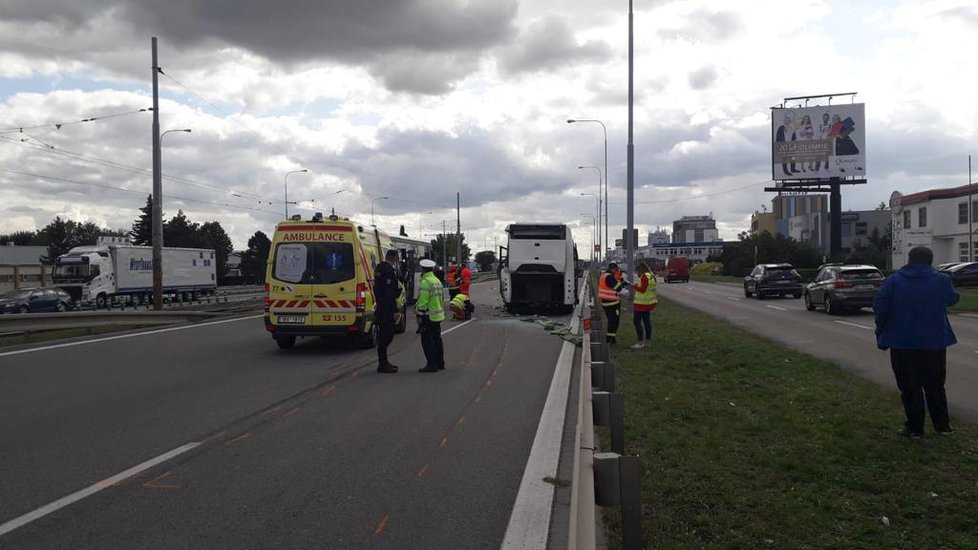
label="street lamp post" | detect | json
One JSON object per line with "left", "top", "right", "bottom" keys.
{"left": 581, "top": 193, "right": 599, "bottom": 262}
{"left": 370, "top": 196, "right": 389, "bottom": 226}
{"left": 567, "top": 118, "right": 608, "bottom": 259}
{"left": 579, "top": 166, "right": 602, "bottom": 254}
{"left": 284, "top": 169, "right": 308, "bottom": 219}
{"left": 580, "top": 214, "right": 596, "bottom": 264}
{"left": 151, "top": 127, "right": 191, "bottom": 310}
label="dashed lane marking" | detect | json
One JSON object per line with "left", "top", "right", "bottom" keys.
{"left": 834, "top": 320, "right": 874, "bottom": 330}
{"left": 0, "top": 442, "right": 200, "bottom": 536}
{"left": 765, "top": 305, "right": 788, "bottom": 311}
{"left": 727, "top": 296, "right": 740, "bottom": 301}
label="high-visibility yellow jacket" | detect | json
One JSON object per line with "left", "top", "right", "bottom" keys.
{"left": 633, "top": 271, "right": 658, "bottom": 311}
{"left": 416, "top": 272, "right": 446, "bottom": 322}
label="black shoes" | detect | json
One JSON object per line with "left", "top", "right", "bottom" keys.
{"left": 418, "top": 366, "right": 439, "bottom": 373}
{"left": 438, "top": 364, "right": 445, "bottom": 371}
{"left": 377, "top": 363, "right": 399, "bottom": 373}
{"left": 899, "top": 427, "right": 923, "bottom": 439}
{"left": 936, "top": 427, "right": 954, "bottom": 436}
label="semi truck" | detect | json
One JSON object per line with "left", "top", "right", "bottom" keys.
{"left": 53, "top": 245, "right": 217, "bottom": 308}
{"left": 498, "top": 223, "right": 578, "bottom": 313}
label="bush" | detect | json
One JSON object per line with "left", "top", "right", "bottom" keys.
{"left": 690, "top": 262, "right": 722, "bottom": 277}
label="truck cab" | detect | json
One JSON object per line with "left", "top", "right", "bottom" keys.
{"left": 52, "top": 247, "right": 115, "bottom": 308}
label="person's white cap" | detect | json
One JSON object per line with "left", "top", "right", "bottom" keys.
{"left": 419, "top": 259, "right": 436, "bottom": 268}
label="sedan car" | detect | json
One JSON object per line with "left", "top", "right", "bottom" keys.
{"left": 743, "top": 263, "right": 803, "bottom": 299}
{"left": 946, "top": 261, "right": 978, "bottom": 288}
{"left": 0, "top": 287, "right": 74, "bottom": 314}
{"left": 804, "top": 264, "right": 884, "bottom": 314}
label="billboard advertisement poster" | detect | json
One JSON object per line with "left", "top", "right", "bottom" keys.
{"left": 771, "top": 103, "right": 865, "bottom": 180}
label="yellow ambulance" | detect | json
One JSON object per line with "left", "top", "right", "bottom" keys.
{"left": 263, "top": 212, "right": 407, "bottom": 349}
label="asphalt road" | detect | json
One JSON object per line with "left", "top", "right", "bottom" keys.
{"left": 0, "top": 279, "right": 573, "bottom": 549}
{"left": 657, "top": 280, "right": 978, "bottom": 423}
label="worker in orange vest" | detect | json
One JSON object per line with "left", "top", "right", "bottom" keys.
{"left": 446, "top": 263, "right": 460, "bottom": 299}
{"left": 458, "top": 263, "right": 471, "bottom": 296}
{"left": 598, "top": 262, "right": 628, "bottom": 344}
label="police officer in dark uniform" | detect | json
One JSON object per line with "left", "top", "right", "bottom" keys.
{"left": 374, "top": 249, "right": 401, "bottom": 373}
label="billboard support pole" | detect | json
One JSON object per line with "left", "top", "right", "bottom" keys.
{"left": 829, "top": 178, "right": 842, "bottom": 259}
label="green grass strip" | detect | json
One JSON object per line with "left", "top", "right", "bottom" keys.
{"left": 601, "top": 296, "right": 978, "bottom": 549}
{"left": 952, "top": 288, "right": 978, "bottom": 313}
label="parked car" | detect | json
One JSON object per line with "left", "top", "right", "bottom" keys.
{"left": 743, "top": 263, "right": 803, "bottom": 298}
{"left": 803, "top": 264, "right": 884, "bottom": 314}
{"left": 946, "top": 262, "right": 978, "bottom": 288}
{"left": 937, "top": 262, "right": 962, "bottom": 272}
{"left": 0, "top": 287, "right": 75, "bottom": 314}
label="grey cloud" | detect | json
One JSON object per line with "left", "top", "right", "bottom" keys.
{"left": 368, "top": 51, "right": 481, "bottom": 95}
{"left": 0, "top": 0, "right": 520, "bottom": 95}
{"left": 497, "top": 16, "right": 613, "bottom": 76}
{"left": 942, "top": 6, "right": 978, "bottom": 26}
{"left": 687, "top": 65, "right": 717, "bottom": 90}
{"left": 659, "top": 10, "right": 742, "bottom": 42}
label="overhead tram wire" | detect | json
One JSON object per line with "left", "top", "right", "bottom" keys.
{"left": 0, "top": 168, "right": 286, "bottom": 216}
{"left": 620, "top": 181, "right": 769, "bottom": 205}
{"left": 0, "top": 107, "right": 154, "bottom": 134}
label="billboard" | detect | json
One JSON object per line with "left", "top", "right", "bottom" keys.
{"left": 772, "top": 103, "right": 865, "bottom": 180}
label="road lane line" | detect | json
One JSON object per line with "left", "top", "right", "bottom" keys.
{"left": 765, "top": 305, "right": 788, "bottom": 311}
{"left": 416, "top": 464, "right": 429, "bottom": 479}
{"left": 834, "top": 320, "right": 874, "bottom": 330}
{"left": 282, "top": 407, "right": 300, "bottom": 418}
{"left": 0, "top": 315, "right": 263, "bottom": 358}
{"left": 374, "top": 514, "right": 390, "bottom": 535}
{"left": 438, "top": 437, "right": 449, "bottom": 449}
{"left": 727, "top": 296, "right": 740, "bottom": 301}
{"left": 442, "top": 319, "right": 473, "bottom": 335}
{"left": 225, "top": 432, "right": 252, "bottom": 445}
{"left": 501, "top": 281, "right": 584, "bottom": 549}
{"left": 0, "top": 442, "right": 200, "bottom": 536}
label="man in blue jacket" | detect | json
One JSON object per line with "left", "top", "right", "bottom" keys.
{"left": 874, "top": 246, "right": 959, "bottom": 438}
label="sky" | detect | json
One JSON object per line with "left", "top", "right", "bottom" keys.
{"left": 1, "top": 0, "right": 976, "bottom": 254}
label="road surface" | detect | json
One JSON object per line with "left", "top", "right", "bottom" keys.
{"left": 0, "top": 279, "right": 577, "bottom": 549}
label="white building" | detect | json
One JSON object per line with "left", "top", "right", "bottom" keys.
{"left": 890, "top": 184, "right": 978, "bottom": 266}
{"left": 647, "top": 228, "right": 669, "bottom": 246}
{"left": 672, "top": 215, "right": 719, "bottom": 243}
{"left": 0, "top": 245, "right": 49, "bottom": 293}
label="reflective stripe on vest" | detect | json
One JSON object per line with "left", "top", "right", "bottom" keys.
{"left": 597, "top": 273, "right": 619, "bottom": 303}
{"left": 633, "top": 272, "right": 658, "bottom": 306}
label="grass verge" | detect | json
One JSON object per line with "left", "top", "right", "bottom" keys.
{"left": 601, "top": 296, "right": 978, "bottom": 549}
{"left": 0, "top": 325, "right": 152, "bottom": 348}
{"left": 951, "top": 288, "right": 978, "bottom": 313}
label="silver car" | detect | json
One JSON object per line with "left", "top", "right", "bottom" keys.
{"left": 804, "top": 264, "right": 884, "bottom": 314}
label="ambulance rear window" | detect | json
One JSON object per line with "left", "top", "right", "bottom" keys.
{"left": 273, "top": 242, "right": 355, "bottom": 284}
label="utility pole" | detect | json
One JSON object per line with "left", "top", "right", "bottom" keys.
{"left": 970, "top": 155, "right": 974, "bottom": 261}
{"left": 151, "top": 37, "right": 163, "bottom": 311}
{"left": 626, "top": 0, "right": 635, "bottom": 276}
{"left": 442, "top": 220, "right": 448, "bottom": 268}
{"left": 456, "top": 192, "right": 462, "bottom": 266}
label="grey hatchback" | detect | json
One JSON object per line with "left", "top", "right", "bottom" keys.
{"left": 743, "top": 263, "right": 803, "bottom": 299}
{"left": 803, "top": 264, "right": 884, "bottom": 314}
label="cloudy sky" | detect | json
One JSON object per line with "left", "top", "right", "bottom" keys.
{"left": 1, "top": 0, "right": 976, "bottom": 253}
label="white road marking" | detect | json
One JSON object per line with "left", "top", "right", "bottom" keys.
{"left": 443, "top": 319, "right": 473, "bottom": 335}
{"left": 704, "top": 291, "right": 713, "bottom": 295}
{"left": 0, "top": 315, "right": 263, "bottom": 359}
{"left": 765, "top": 305, "right": 788, "bottom": 311}
{"left": 0, "top": 442, "right": 201, "bottom": 537}
{"left": 727, "top": 296, "right": 740, "bottom": 301}
{"left": 501, "top": 282, "right": 585, "bottom": 549}
{"left": 834, "top": 320, "right": 874, "bottom": 330}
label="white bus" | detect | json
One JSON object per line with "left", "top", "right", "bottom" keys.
{"left": 390, "top": 234, "right": 433, "bottom": 304}
{"left": 498, "top": 223, "right": 579, "bottom": 313}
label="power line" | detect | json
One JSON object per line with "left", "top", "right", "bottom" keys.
{"left": 619, "top": 181, "right": 769, "bottom": 205}
{"left": 0, "top": 107, "right": 153, "bottom": 134}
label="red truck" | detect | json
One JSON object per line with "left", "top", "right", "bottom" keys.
{"left": 665, "top": 256, "right": 690, "bottom": 283}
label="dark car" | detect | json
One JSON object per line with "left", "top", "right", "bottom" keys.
{"left": 743, "top": 263, "right": 803, "bottom": 299}
{"left": 0, "top": 288, "right": 74, "bottom": 314}
{"left": 804, "top": 264, "right": 884, "bottom": 314}
{"left": 937, "top": 262, "right": 962, "bottom": 272}
{"left": 946, "top": 262, "right": 978, "bottom": 288}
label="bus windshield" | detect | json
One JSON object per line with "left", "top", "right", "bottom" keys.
{"left": 508, "top": 225, "right": 566, "bottom": 240}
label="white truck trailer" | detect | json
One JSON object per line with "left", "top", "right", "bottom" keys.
{"left": 53, "top": 245, "right": 217, "bottom": 308}
{"left": 498, "top": 223, "right": 579, "bottom": 313}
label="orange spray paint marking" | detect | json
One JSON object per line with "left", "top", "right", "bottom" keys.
{"left": 352, "top": 371, "right": 361, "bottom": 379}
{"left": 416, "top": 464, "right": 429, "bottom": 479}
{"left": 226, "top": 432, "right": 252, "bottom": 445}
{"left": 321, "top": 385, "right": 337, "bottom": 396}
{"left": 201, "top": 430, "right": 228, "bottom": 444}
{"left": 282, "top": 407, "right": 300, "bottom": 418}
{"left": 457, "top": 416, "right": 466, "bottom": 426}
{"left": 374, "top": 515, "right": 390, "bottom": 535}
{"left": 261, "top": 405, "right": 282, "bottom": 416}
{"left": 142, "top": 472, "right": 180, "bottom": 490}
{"left": 438, "top": 437, "right": 448, "bottom": 449}
{"left": 474, "top": 395, "right": 482, "bottom": 404}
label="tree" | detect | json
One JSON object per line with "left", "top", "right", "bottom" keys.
{"left": 718, "top": 230, "right": 823, "bottom": 277}
{"left": 163, "top": 210, "right": 202, "bottom": 248}
{"left": 241, "top": 230, "right": 271, "bottom": 283}
{"left": 474, "top": 250, "right": 496, "bottom": 272}
{"left": 429, "top": 233, "right": 470, "bottom": 268}
{"left": 130, "top": 195, "right": 155, "bottom": 246}
{"left": 0, "top": 230, "right": 39, "bottom": 246}
{"left": 199, "top": 221, "right": 234, "bottom": 280}
{"left": 37, "top": 217, "right": 104, "bottom": 262}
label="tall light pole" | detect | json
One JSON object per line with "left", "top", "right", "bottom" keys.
{"left": 370, "top": 196, "right": 389, "bottom": 226}
{"left": 283, "top": 169, "right": 308, "bottom": 219}
{"left": 580, "top": 214, "right": 596, "bottom": 264}
{"left": 150, "top": 127, "right": 191, "bottom": 310}
{"left": 579, "top": 166, "right": 602, "bottom": 254}
{"left": 581, "top": 193, "right": 599, "bottom": 262}
{"left": 567, "top": 118, "right": 608, "bottom": 260}
{"left": 626, "top": 0, "right": 636, "bottom": 277}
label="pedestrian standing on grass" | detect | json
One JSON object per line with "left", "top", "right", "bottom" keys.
{"left": 873, "top": 246, "right": 959, "bottom": 438}
{"left": 630, "top": 262, "right": 657, "bottom": 349}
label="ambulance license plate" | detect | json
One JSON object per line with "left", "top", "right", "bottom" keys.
{"left": 277, "top": 315, "right": 306, "bottom": 324}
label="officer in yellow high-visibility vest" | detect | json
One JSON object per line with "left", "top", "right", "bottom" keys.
{"left": 630, "top": 261, "right": 658, "bottom": 349}
{"left": 598, "top": 262, "right": 627, "bottom": 344}
{"left": 416, "top": 259, "right": 446, "bottom": 372}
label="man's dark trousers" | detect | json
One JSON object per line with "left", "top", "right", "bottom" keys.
{"left": 602, "top": 302, "right": 620, "bottom": 344}
{"left": 376, "top": 320, "right": 394, "bottom": 366}
{"left": 420, "top": 318, "right": 445, "bottom": 369}
{"left": 890, "top": 349, "right": 950, "bottom": 433}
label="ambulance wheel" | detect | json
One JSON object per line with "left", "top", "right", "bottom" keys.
{"left": 360, "top": 324, "right": 377, "bottom": 349}
{"left": 275, "top": 336, "right": 296, "bottom": 349}
{"left": 395, "top": 306, "right": 407, "bottom": 334}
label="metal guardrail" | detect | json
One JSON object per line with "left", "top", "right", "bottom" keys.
{"left": 0, "top": 310, "right": 222, "bottom": 333}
